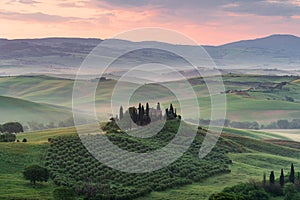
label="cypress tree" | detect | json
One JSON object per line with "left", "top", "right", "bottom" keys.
{"left": 280, "top": 169, "right": 284, "bottom": 187}
{"left": 129, "top": 107, "right": 138, "bottom": 123}
{"left": 170, "top": 104, "right": 174, "bottom": 115}
{"left": 119, "top": 106, "right": 124, "bottom": 120}
{"left": 289, "top": 163, "right": 295, "bottom": 183}
{"left": 270, "top": 171, "right": 275, "bottom": 185}
{"left": 141, "top": 105, "right": 145, "bottom": 116}
{"left": 157, "top": 102, "right": 161, "bottom": 111}
{"left": 141, "top": 105, "right": 145, "bottom": 125}
{"left": 165, "top": 108, "right": 169, "bottom": 120}
{"left": 146, "top": 103, "right": 151, "bottom": 124}
{"left": 263, "top": 172, "right": 266, "bottom": 187}
{"left": 146, "top": 103, "right": 149, "bottom": 116}
{"left": 138, "top": 103, "right": 142, "bottom": 124}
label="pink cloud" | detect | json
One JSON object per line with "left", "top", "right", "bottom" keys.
{"left": 0, "top": 0, "right": 300, "bottom": 45}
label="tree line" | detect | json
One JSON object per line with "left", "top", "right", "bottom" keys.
{"left": 26, "top": 117, "right": 88, "bottom": 131}
{"left": 187, "top": 118, "right": 300, "bottom": 130}
{"left": 0, "top": 122, "right": 23, "bottom": 142}
{"left": 263, "top": 119, "right": 300, "bottom": 129}
{"left": 114, "top": 102, "right": 181, "bottom": 130}
{"left": 210, "top": 163, "right": 300, "bottom": 200}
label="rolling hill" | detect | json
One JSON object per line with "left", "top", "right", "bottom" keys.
{"left": 1, "top": 75, "right": 300, "bottom": 125}
{"left": 0, "top": 95, "right": 72, "bottom": 125}
{"left": 0, "top": 75, "right": 75, "bottom": 107}
{"left": 220, "top": 34, "right": 300, "bottom": 50}
{"left": 1, "top": 34, "right": 300, "bottom": 76}
{"left": 1, "top": 121, "right": 300, "bottom": 199}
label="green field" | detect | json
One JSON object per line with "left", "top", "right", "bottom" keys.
{"left": 0, "top": 127, "right": 76, "bottom": 199}
{"left": 0, "top": 142, "right": 54, "bottom": 199}
{"left": 222, "top": 127, "right": 290, "bottom": 140}
{"left": 1, "top": 74, "right": 300, "bottom": 199}
{"left": 138, "top": 152, "right": 298, "bottom": 200}
{"left": 0, "top": 95, "right": 72, "bottom": 125}
{"left": 0, "top": 123, "right": 299, "bottom": 199}
{"left": 0, "top": 74, "right": 300, "bottom": 125}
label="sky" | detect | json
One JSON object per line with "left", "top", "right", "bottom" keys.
{"left": 1, "top": 0, "right": 300, "bottom": 45}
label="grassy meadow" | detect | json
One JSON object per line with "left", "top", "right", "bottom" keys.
{"left": 0, "top": 74, "right": 299, "bottom": 126}
{"left": 0, "top": 127, "right": 76, "bottom": 199}
{"left": 0, "top": 123, "right": 298, "bottom": 199}
{"left": 0, "top": 74, "right": 300, "bottom": 199}
{"left": 0, "top": 74, "right": 299, "bottom": 125}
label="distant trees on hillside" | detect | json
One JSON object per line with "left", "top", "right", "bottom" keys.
{"left": 116, "top": 102, "right": 178, "bottom": 129}
{"left": 230, "top": 121, "right": 260, "bottom": 129}
{"left": 165, "top": 103, "right": 180, "bottom": 120}
{"left": 0, "top": 122, "right": 23, "bottom": 133}
{"left": 264, "top": 119, "right": 300, "bottom": 129}
{"left": 188, "top": 118, "right": 300, "bottom": 130}
{"left": 285, "top": 96, "right": 295, "bottom": 102}
{"left": 0, "top": 122, "right": 23, "bottom": 142}
{"left": 188, "top": 118, "right": 259, "bottom": 129}
{"left": 210, "top": 163, "right": 300, "bottom": 200}
{"left": 27, "top": 117, "right": 88, "bottom": 131}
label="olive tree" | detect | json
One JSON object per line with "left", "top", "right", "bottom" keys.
{"left": 23, "top": 165, "right": 49, "bottom": 185}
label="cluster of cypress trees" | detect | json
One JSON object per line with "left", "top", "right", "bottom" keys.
{"left": 264, "top": 163, "right": 299, "bottom": 187}
{"left": 118, "top": 103, "right": 153, "bottom": 126}
{"left": 165, "top": 103, "right": 180, "bottom": 120}
{"left": 127, "top": 103, "right": 152, "bottom": 126}
{"left": 117, "top": 102, "right": 180, "bottom": 127}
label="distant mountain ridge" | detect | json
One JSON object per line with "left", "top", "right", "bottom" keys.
{"left": 0, "top": 34, "right": 300, "bottom": 76}
{"left": 220, "top": 34, "right": 300, "bottom": 49}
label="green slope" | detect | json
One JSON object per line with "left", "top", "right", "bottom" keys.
{"left": 139, "top": 132, "right": 300, "bottom": 200}
{"left": 1, "top": 123, "right": 300, "bottom": 199}
{"left": 0, "top": 95, "right": 72, "bottom": 125}
{"left": 222, "top": 127, "right": 290, "bottom": 140}
{"left": 0, "top": 76, "right": 74, "bottom": 107}
{"left": 0, "top": 142, "right": 55, "bottom": 199}
{"left": 1, "top": 74, "right": 300, "bottom": 124}
{"left": 0, "top": 126, "right": 78, "bottom": 199}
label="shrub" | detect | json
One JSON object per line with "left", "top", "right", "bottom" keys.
{"left": 264, "top": 183, "right": 283, "bottom": 196}
{"left": 209, "top": 192, "right": 244, "bottom": 200}
{"left": 214, "top": 182, "right": 270, "bottom": 200}
{"left": 0, "top": 132, "right": 16, "bottom": 142}
{"left": 53, "top": 187, "right": 75, "bottom": 200}
{"left": 247, "top": 189, "right": 269, "bottom": 200}
{"left": 284, "top": 183, "right": 300, "bottom": 200}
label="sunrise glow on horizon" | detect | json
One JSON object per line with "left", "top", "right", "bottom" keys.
{"left": 1, "top": 0, "right": 300, "bottom": 45}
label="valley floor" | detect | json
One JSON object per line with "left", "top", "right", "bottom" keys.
{"left": 259, "top": 129, "right": 300, "bottom": 142}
